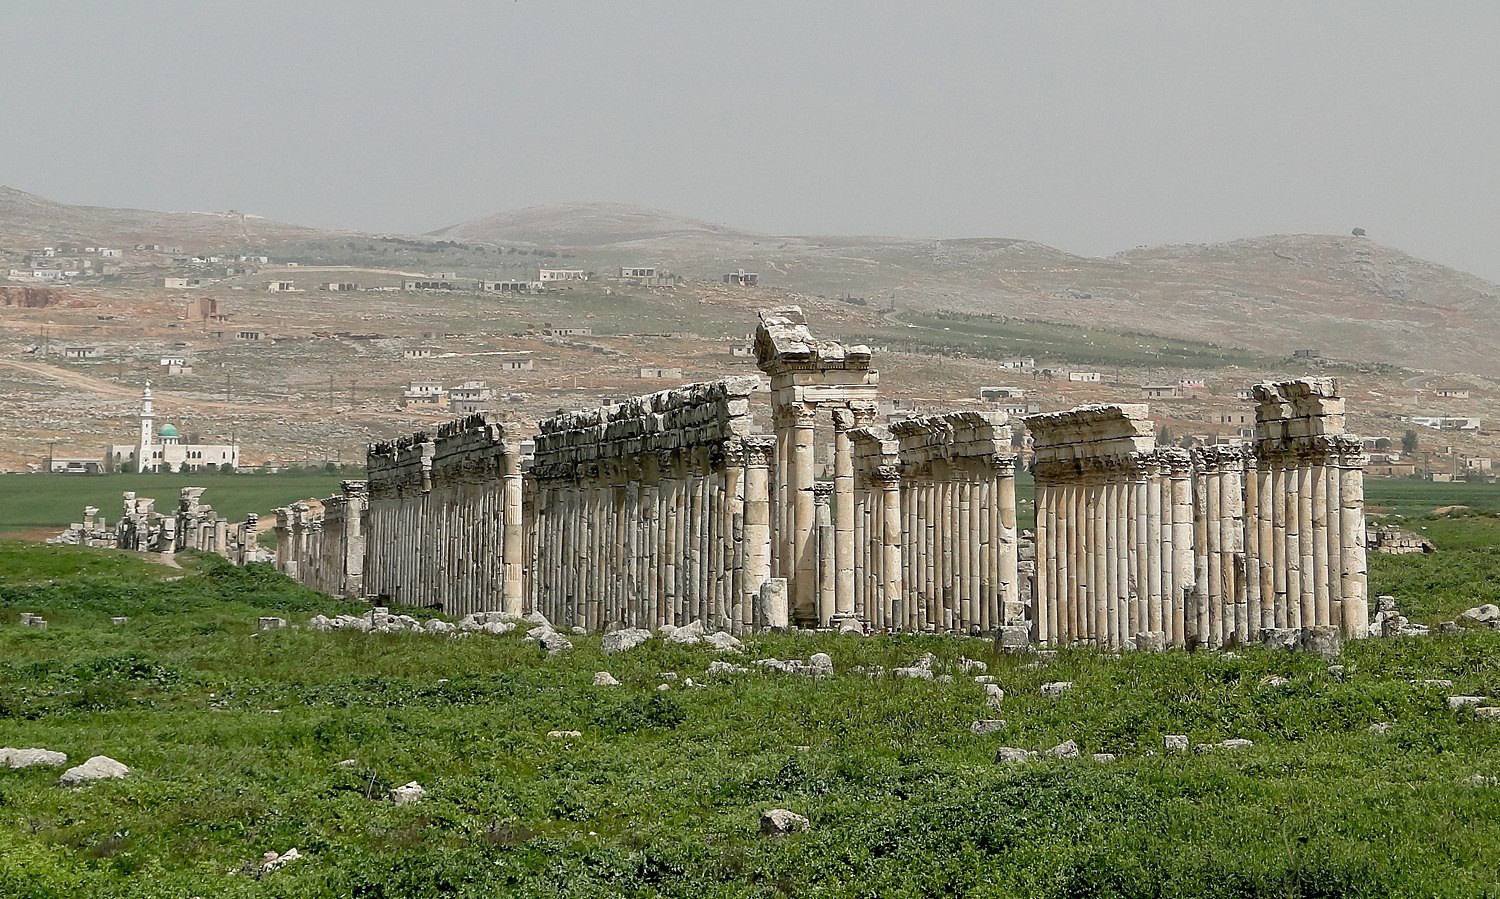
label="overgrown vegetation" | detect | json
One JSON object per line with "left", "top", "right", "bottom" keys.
{"left": 1, "top": 479, "right": 1498, "bottom": 896}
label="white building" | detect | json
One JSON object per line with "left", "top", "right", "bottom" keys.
{"left": 113, "top": 383, "right": 239, "bottom": 472}
{"left": 539, "top": 269, "right": 587, "bottom": 282}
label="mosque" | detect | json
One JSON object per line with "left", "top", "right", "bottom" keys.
{"left": 106, "top": 383, "right": 240, "bottom": 473}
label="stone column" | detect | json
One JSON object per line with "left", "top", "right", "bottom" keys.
{"left": 742, "top": 436, "right": 774, "bottom": 622}
{"left": 501, "top": 446, "right": 524, "bottom": 613}
{"left": 1311, "top": 453, "right": 1330, "bottom": 627}
{"left": 788, "top": 402, "right": 818, "bottom": 625}
{"left": 831, "top": 408, "right": 862, "bottom": 629}
{"left": 997, "top": 457, "right": 1021, "bottom": 628}
{"left": 1167, "top": 451, "right": 1194, "bottom": 648}
{"left": 877, "top": 464, "right": 903, "bottom": 631}
{"left": 814, "top": 482, "right": 835, "bottom": 626}
{"left": 1337, "top": 438, "right": 1368, "bottom": 637}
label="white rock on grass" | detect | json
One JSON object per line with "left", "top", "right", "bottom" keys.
{"left": 1046, "top": 740, "right": 1080, "bottom": 759}
{"left": 1447, "top": 696, "right": 1486, "bottom": 711}
{"left": 970, "top": 719, "right": 1007, "bottom": 735}
{"left": 808, "top": 653, "right": 834, "bottom": 677}
{"left": 58, "top": 756, "right": 129, "bottom": 787}
{"left": 1216, "top": 738, "right": 1254, "bottom": 751}
{"left": 704, "top": 631, "right": 744, "bottom": 653}
{"left": 336, "top": 758, "right": 358, "bottom": 768}
{"left": 547, "top": 730, "right": 582, "bottom": 739}
{"left": 1039, "top": 681, "right": 1072, "bottom": 699}
{"left": 974, "top": 675, "right": 998, "bottom": 685}
{"left": 521, "top": 611, "right": 551, "bottom": 629}
{"left": 958, "top": 657, "right": 988, "bottom": 674}
{"left": 708, "top": 660, "right": 749, "bottom": 675}
{"left": 1368, "top": 722, "right": 1392, "bottom": 735}
{"left": 894, "top": 666, "right": 934, "bottom": 680}
{"left": 994, "top": 747, "right": 1036, "bottom": 764}
{"left": 390, "top": 782, "right": 426, "bottom": 805}
{"left": 983, "top": 683, "right": 1005, "bottom": 709}
{"left": 1092, "top": 753, "right": 1117, "bottom": 764}
{"left": 1, "top": 748, "right": 67, "bottom": 768}
{"left": 760, "top": 808, "right": 810, "bottom": 835}
{"left": 602, "top": 627, "right": 653, "bottom": 653}
{"left": 537, "top": 630, "right": 573, "bottom": 655}
{"left": 260, "top": 847, "right": 303, "bottom": 873}
{"left": 663, "top": 620, "right": 706, "bottom": 645}
{"left": 593, "top": 672, "right": 621, "bottom": 687}
{"left": 1164, "top": 734, "right": 1189, "bottom": 752}
{"left": 1473, "top": 707, "right": 1500, "bottom": 720}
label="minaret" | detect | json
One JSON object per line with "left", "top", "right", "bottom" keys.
{"left": 139, "top": 382, "right": 155, "bottom": 473}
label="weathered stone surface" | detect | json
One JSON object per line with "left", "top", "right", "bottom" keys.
{"left": 760, "top": 808, "right": 810, "bottom": 835}
{"left": 257, "top": 617, "right": 287, "bottom": 631}
{"left": 1092, "top": 753, "right": 1117, "bottom": 764}
{"left": 1447, "top": 696, "right": 1486, "bottom": 711}
{"left": 110, "top": 616, "right": 130, "bottom": 626}
{"left": 390, "top": 782, "right": 426, "bottom": 805}
{"left": 994, "top": 747, "right": 1036, "bottom": 764}
{"left": 983, "top": 683, "right": 1005, "bottom": 709}
{"left": 1046, "top": 739, "right": 1080, "bottom": 759}
{"left": 1368, "top": 722, "right": 1391, "bottom": 734}
{"left": 1302, "top": 626, "right": 1343, "bottom": 661}
{"left": 1164, "top": 734, "right": 1189, "bottom": 752}
{"left": 547, "top": 730, "right": 582, "bottom": 739}
{"left": 1473, "top": 707, "right": 1500, "bottom": 720}
{"left": 603, "top": 627, "right": 653, "bottom": 653}
{"left": 663, "top": 620, "right": 706, "bottom": 645}
{"left": 1260, "top": 628, "right": 1300, "bottom": 651}
{"left": 592, "top": 671, "right": 621, "bottom": 687}
{"left": 1459, "top": 604, "right": 1500, "bottom": 626}
{"left": 969, "top": 719, "right": 1007, "bottom": 735}
{"left": 1326, "top": 665, "right": 1346, "bottom": 678}
{"left": 807, "top": 653, "right": 834, "bottom": 676}
{"left": 995, "top": 626, "right": 1031, "bottom": 653}
{"left": 1134, "top": 631, "right": 1166, "bottom": 653}
{"left": 1216, "top": 738, "right": 1254, "bottom": 751}
{"left": 1040, "top": 681, "right": 1072, "bottom": 699}
{"left": 704, "top": 631, "right": 744, "bottom": 653}
{"left": 958, "top": 657, "right": 988, "bottom": 674}
{"left": 708, "top": 660, "right": 750, "bottom": 675}
{"left": 1, "top": 748, "right": 67, "bottom": 768}
{"left": 261, "top": 847, "right": 303, "bottom": 873}
{"left": 974, "top": 675, "right": 998, "bottom": 685}
{"left": 894, "top": 666, "right": 934, "bottom": 680}
{"left": 59, "top": 755, "right": 130, "bottom": 787}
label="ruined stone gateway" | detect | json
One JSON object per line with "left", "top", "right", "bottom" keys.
{"left": 272, "top": 307, "right": 1369, "bottom": 648}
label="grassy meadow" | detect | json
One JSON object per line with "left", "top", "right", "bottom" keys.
{"left": 0, "top": 480, "right": 1498, "bottom": 897}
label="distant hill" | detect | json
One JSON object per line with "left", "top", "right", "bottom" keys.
{"left": 428, "top": 201, "right": 759, "bottom": 248}
{"left": 0, "top": 185, "right": 322, "bottom": 248}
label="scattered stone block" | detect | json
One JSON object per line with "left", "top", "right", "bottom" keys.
{"left": 1260, "top": 628, "right": 1300, "bottom": 652}
{"left": 760, "top": 808, "right": 810, "bottom": 835}
{"left": 1039, "top": 681, "right": 1072, "bottom": 699}
{"left": 983, "top": 683, "right": 1005, "bottom": 709}
{"left": 1326, "top": 665, "right": 1346, "bottom": 678}
{"left": 894, "top": 666, "right": 934, "bottom": 680}
{"left": 602, "top": 627, "right": 653, "bottom": 653}
{"left": 807, "top": 653, "right": 834, "bottom": 677}
{"left": 1368, "top": 722, "right": 1391, "bottom": 734}
{"left": 958, "top": 657, "right": 988, "bottom": 674}
{"left": 707, "top": 660, "right": 749, "bottom": 675}
{"left": 1133, "top": 630, "right": 1166, "bottom": 653}
{"left": 59, "top": 755, "right": 130, "bottom": 787}
{"left": 547, "top": 730, "right": 582, "bottom": 739}
{"left": 969, "top": 719, "right": 1007, "bottom": 735}
{"left": 1092, "top": 753, "right": 1117, "bottom": 764}
{"left": 994, "top": 747, "right": 1036, "bottom": 764}
{"left": 994, "top": 626, "right": 1031, "bottom": 653}
{"left": 257, "top": 617, "right": 287, "bottom": 632}
{"left": 592, "top": 672, "right": 621, "bottom": 687}
{"left": 261, "top": 847, "right": 302, "bottom": 873}
{"left": 1447, "top": 696, "right": 1486, "bottom": 711}
{"left": 704, "top": 631, "right": 743, "bottom": 652}
{"left": 1164, "top": 734, "right": 1189, "bottom": 752}
{"left": 538, "top": 630, "right": 573, "bottom": 655}
{"left": 1046, "top": 739, "right": 1080, "bottom": 759}
{"left": 110, "top": 617, "right": 129, "bottom": 626}
{"left": 1216, "top": 738, "right": 1254, "bottom": 751}
{"left": 1459, "top": 604, "right": 1500, "bottom": 626}
{"left": 1302, "top": 626, "right": 1342, "bottom": 661}
{"left": 973, "top": 675, "right": 998, "bottom": 685}
{"left": 1, "top": 748, "right": 67, "bottom": 768}
{"left": 390, "top": 781, "right": 426, "bottom": 805}
{"left": 336, "top": 758, "right": 358, "bottom": 767}
{"left": 1473, "top": 707, "right": 1500, "bottom": 720}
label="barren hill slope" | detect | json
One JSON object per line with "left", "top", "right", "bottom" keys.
{"left": 428, "top": 201, "right": 758, "bottom": 248}
{"left": 0, "top": 185, "right": 322, "bottom": 248}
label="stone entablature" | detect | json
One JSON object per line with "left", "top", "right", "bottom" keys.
{"left": 528, "top": 378, "right": 773, "bottom": 633}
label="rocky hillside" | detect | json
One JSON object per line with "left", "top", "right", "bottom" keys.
{"left": 0, "top": 185, "right": 321, "bottom": 248}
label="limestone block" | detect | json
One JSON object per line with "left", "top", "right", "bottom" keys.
{"left": 257, "top": 617, "right": 287, "bottom": 632}
{"left": 593, "top": 671, "right": 621, "bottom": 687}
{"left": 958, "top": 657, "right": 988, "bottom": 674}
{"left": 1260, "top": 628, "right": 1300, "bottom": 652}
{"left": 1164, "top": 734, "right": 1189, "bottom": 752}
{"left": 664, "top": 620, "right": 706, "bottom": 645}
{"left": 1368, "top": 722, "right": 1391, "bottom": 734}
{"left": 1039, "top": 681, "right": 1072, "bottom": 699}
{"left": 757, "top": 578, "right": 789, "bottom": 629}
{"left": 708, "top": 660, "right": 750, "bottom": 675}
{"left": 547, "top": 730, "right": 582, "bottom": 739}
{"left": 807, "top": 653, "right": 834, "bottom": 677}
{"left": 994, "top": 626, "right": 1031, "bottom": 654}
{"left": 538, "top": 630, "right": 573, "bottom": 655}
{"left": 603, "top": 628, "right": 653, "bottom": 653}
{"left": 704, "top": 631, "right": 744, "bottom": 653}
{"left": 969, "top": 719, "right": 1007, "bottom": 735}
{"left": 974, "top": 675, "right": 998, "bottom": 685}
{"left": 1302, "top": 626, "right": 1343, "bottom": 661}
{"left": 983, "top": 683, "right": 1005, "bottom": 709}
{"left": 390, "top": 781, "right": 426, "bottom": 805}
{"left": 1473, "top": 707, "right": 1500, "bottom": 720}
{"left": 1, "top": 748, "right": 67, "bottom": 768}
{"left": 1448, "top": 696, "right": 1486, "bottom": 711}
{"left": 59, "top": 755, "right": 130, "bottom": 787}
{"left": 894, "top": 666, "right": 934, "bottom": 680}
{"left": 1134, "top": 631, "right": 1167, "bottom": 653}
{"left": 993, "top": 747, "right": 1036, "bottom": 764}
{"left": 1046, "top": 740, "right": 1080, "bottom": 759}
{"left": 1460, "top": 604, "right": 1500, "bottom": 626}
{"left": 1092, "top": 753, "right": 1117, "bottom": 764}
{"left": 110, "top": 617, "right": 129, "bottom": 626}
{"left": 760, "top": 808, "right": 811, "bottom": 835}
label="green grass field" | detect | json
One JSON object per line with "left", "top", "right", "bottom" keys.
{"left": 0, "top": 472, "right": 352, "bottom": 536}
{"left": 2, "top": 510, "right": 1499, "bottom": 897}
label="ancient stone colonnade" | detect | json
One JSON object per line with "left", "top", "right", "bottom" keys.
{"left": 273, "top": 307, "right": 1368, "bottom": 651}
{"left": 58, "top": 488, "right": 259, "bottom": 565}
{"left": 1026, "top": 378, "right": 1367, "bottom": 650}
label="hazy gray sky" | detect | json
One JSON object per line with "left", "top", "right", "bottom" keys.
{"left": 3, "top": 1, "right": 1498, "bottom": 279}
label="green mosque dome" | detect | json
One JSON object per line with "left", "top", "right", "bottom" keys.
{"left": 158, "top": 424, "right": 179, "bottom": 438}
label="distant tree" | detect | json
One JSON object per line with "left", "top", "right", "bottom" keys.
{"left": 1157, "top": 425, "right": 1172, "bottom": 446}
{"left": 1352, "top": 227, "right": 1367, "bottom": 237}
{"left": 1401, "top": 429, "right": 1419, "bottom": 455}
